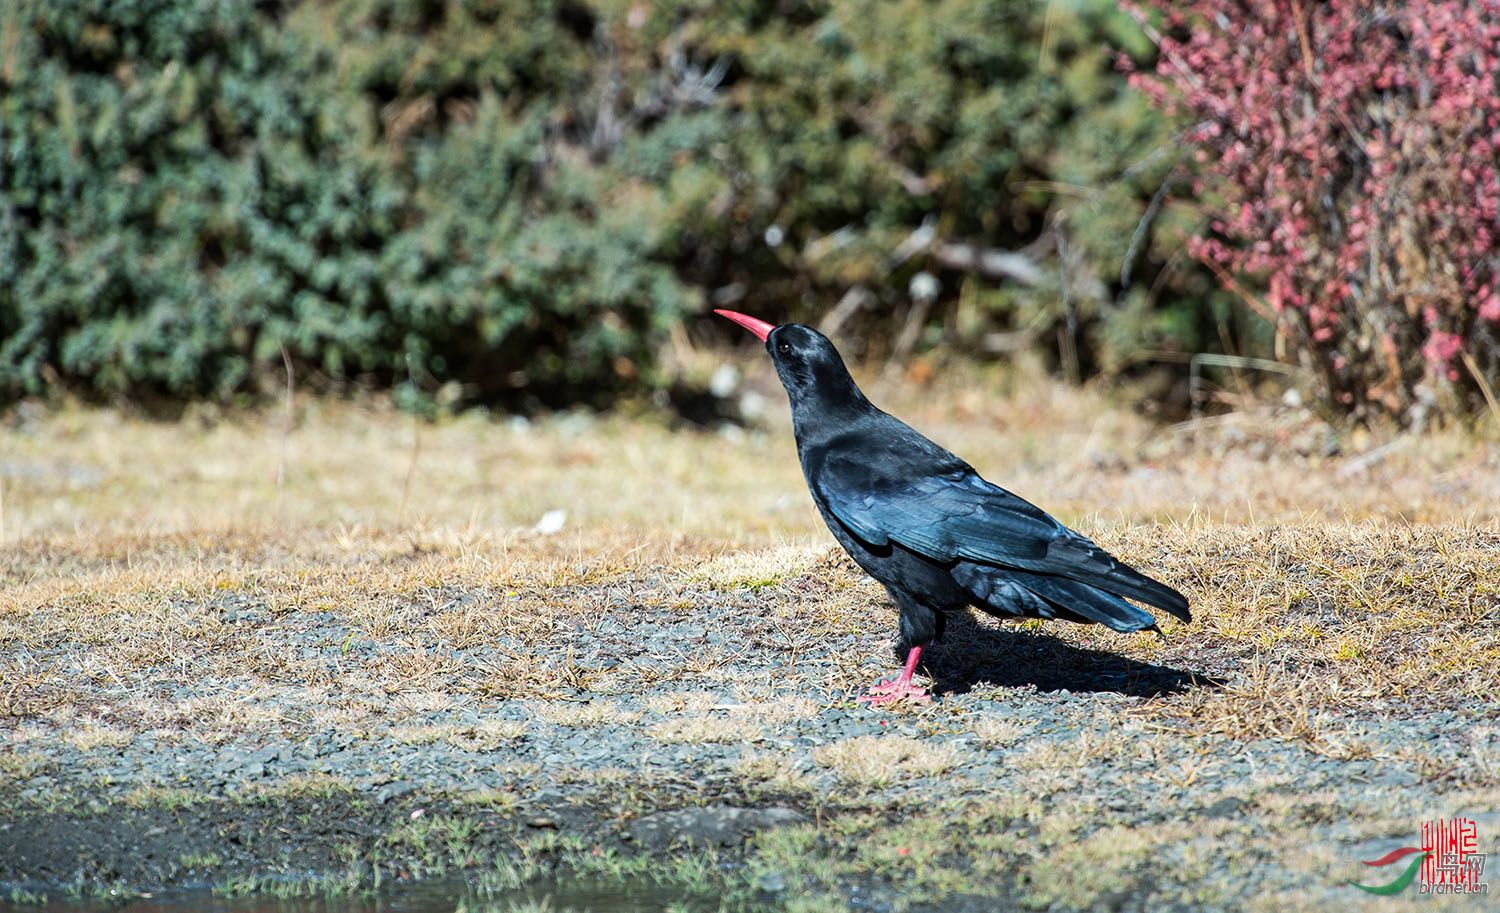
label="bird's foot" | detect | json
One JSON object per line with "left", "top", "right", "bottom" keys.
{"left": 857, "top": 644, "right": 932, "bottom": 705}
{"left": 857, "top": 674, "right": 932, "bottom": 706}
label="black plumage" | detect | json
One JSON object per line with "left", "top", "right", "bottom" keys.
{"left": 718, "top": 312, "right": 1190, "bottom": 703}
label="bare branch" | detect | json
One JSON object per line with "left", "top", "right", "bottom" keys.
{"left": 929, "top": 241, "right": 1048, "bottom": 286}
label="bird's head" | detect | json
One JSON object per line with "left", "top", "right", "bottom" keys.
{"left": 713, "top": 309, "right": 866, "bottom": 412}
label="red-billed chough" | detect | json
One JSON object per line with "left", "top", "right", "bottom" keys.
{"left": 716, "top": 309, "right": 1191, "bottom": 705}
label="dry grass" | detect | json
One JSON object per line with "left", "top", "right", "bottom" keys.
{"left": 61, "top": 720, "right": 134, "bottom": 752}
{"left": 0, "top": 751, "right": 50, "bottom": 783}
{"left": 812, "top": 735, "right": 960, "bottom": 787}
{"left": 531, "top": 700, "right": 641, "bottom": 728}
{"left": 1, "top": 370, "right": 1497, "bottom": 909}
{"left": 380, "top": 719, "right": 529, "bottom": 749}
{"left": 642, "top": 692, "right": 724, "bottom": 715}
{"left": 1, "top": 381, "right": 1496, "bottom": 746}
{"left": 735, "top": 750, "right": 816, "bottom": 794}
{"left": 647, "top": 715, "right": 757, "bottom": 745}
{"left": 456, "top": 720, "right": 528, "bottom": 750}
{"left": 688, "top": 545, "right": 827, "bottom": 589}
{"left": 969, "top": 717, "right": 1032, "bottom": 748}
{"left": 729, "top": 693, "right": 821, "bottom": 724}
{"left": 389, "top": 724, "right": 456, "bottom": 746}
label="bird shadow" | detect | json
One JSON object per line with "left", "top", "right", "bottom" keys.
{"left": 916, "top": 611, "right": 1223, "bottom": 699}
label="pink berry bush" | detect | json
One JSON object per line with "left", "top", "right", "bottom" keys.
{"left": 1125, "top": 0, "right": 1499, "bottom": 422}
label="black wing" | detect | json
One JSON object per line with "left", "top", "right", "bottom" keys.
{"left": 811, "top": 452, "right": 1190, "bottom": 622}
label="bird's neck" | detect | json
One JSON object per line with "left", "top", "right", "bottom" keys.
{"left": 789, "top": 377, "right": 879, "bottom": 443}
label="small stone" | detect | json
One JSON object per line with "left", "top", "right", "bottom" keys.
{"left": 375, "top": 781, "right": 417, "bottom": 804}
{"left": 627, "top": 805, "right": 805, "bottom": 850}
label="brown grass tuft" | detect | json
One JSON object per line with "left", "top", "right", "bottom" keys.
{"left": 647, "top": 715, "right": 757, "bottom": 745}
{"left": 531, "top": 700, "right": 641, "bottom": 728}
{"left": 812, "top": 735, "right": 959, "bottom": 787}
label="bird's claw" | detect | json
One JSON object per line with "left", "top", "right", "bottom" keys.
{"left": 857, "top": 676, "right": 932, "bottom": 705}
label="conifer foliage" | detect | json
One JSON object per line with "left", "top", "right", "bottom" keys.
{"left": 0, "top": 0, "right": 1212, "bottom": 408}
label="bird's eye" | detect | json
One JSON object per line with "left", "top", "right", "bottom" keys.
{"left": 778, "top": 342, "right": 791, "bottom": 353}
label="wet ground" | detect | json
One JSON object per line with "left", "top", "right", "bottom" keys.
{"left": 2, "top": 875, "right": 753, "bottom": 913}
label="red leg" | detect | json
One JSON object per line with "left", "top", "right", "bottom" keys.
{"left": 857, "top": 645, "right": 932, "bottom": 705}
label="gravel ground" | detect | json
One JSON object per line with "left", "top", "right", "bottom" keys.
{"left": 3, "top": 548, "right": 1497, "bottom": 913}
{"left": 3, "top": 400, "right": 1498, "bottom": 912}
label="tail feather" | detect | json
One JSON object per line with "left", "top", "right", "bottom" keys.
{"left": 1087, "top": 563, "right": 1192, "bottom": 623}
{"left": 954, "top": 562, "right": 1168, "bottom": 633}
{"left": 1041, "top": 537, "right": 1192, "bottom": 622}
{"left": 1012, "top": 573, "right": 1158, "bottom": 632}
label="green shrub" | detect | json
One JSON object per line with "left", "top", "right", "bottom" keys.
{"left": 1, "top": 0, "right": 1219, "bottom": 410}
{"left": 0, "top": 0, "right": 696, "bottom": 409}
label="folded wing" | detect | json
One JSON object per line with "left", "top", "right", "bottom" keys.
{"left": 813, "top": 455, "right": 1190, "bottom": 622}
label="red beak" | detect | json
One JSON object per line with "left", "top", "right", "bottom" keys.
{"left": 713, "top": 309, "right": 775, "bottom": 343}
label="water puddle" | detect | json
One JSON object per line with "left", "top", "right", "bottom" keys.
{"left": 4, "top": 875, "right": 773, "bottom": 913}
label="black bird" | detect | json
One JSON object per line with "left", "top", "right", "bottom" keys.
{"left": 716, "top": 309, "right": 1191, "bottom": 704}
